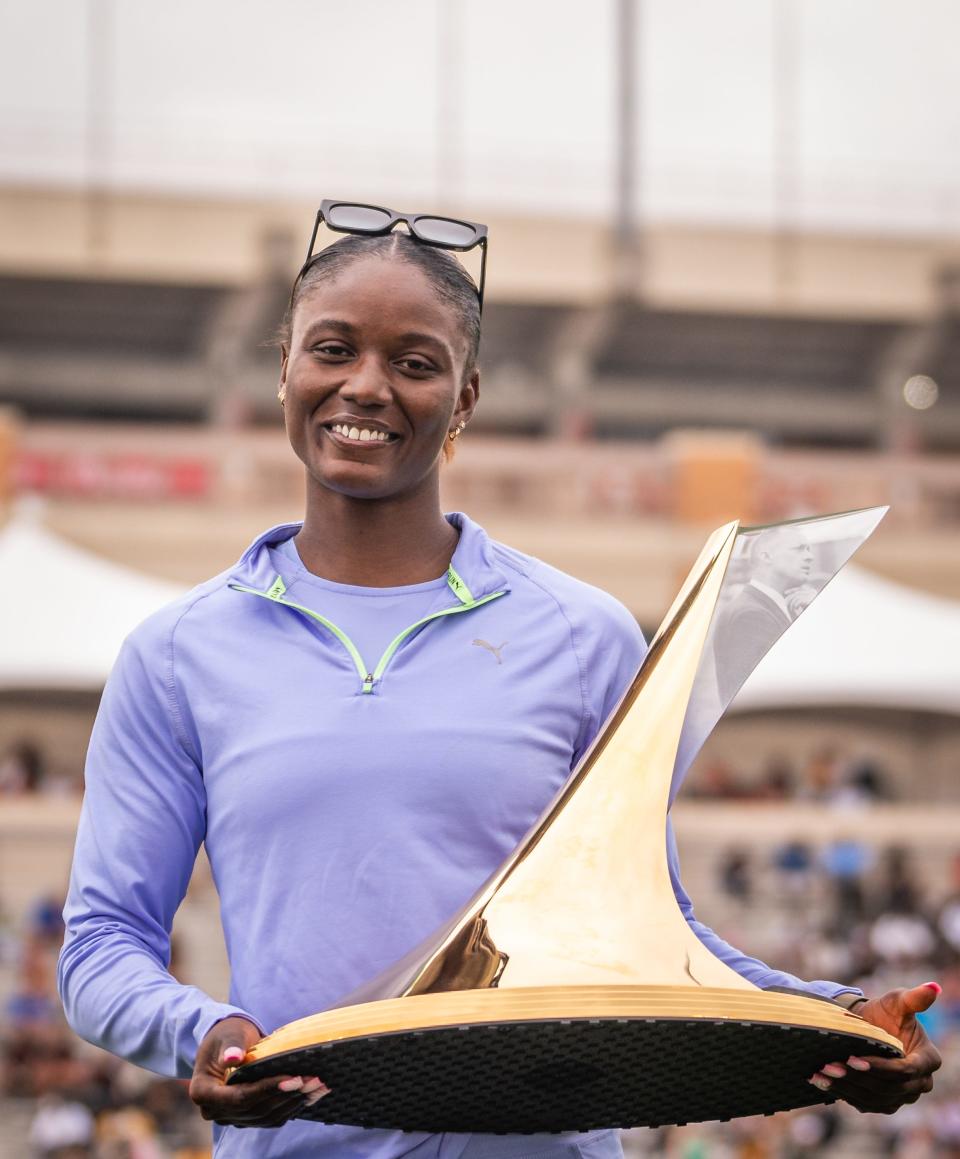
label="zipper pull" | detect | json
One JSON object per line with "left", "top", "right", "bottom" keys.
{"left": 362, "top": 673, "right": 375, "bottom": 694}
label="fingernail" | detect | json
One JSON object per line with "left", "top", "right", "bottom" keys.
{"left": 222, "top": 1047, "right": 244, "bottom": 1063}
{"left": 304, "top": 1086, "right": 331, "bottom": 1106}
{"left": 925, "top": 981, "right": 942, "bottom": 995}
{"left": 808, "top": 1076, "right": 831, "bottom": 1091}
{"left": 847, "top": 1057, "right": 871, "bottom": 1071}
{"left": 278, "top": 1077, "right": 304, "bottom": 1092}
{"left": 300, "top": 1077, "right": 326, "bottom": 1094}
{"left": 822, "top": 1064, "right": 846, "bottom": 1078}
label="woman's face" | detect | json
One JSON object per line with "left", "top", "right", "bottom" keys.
{"left": 280, "top": 255, "right": 479, "bottom": 504}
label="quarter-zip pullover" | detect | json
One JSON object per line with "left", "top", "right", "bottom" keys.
{"left": 58, "top": 514, "right": 859, "bottom": 1159}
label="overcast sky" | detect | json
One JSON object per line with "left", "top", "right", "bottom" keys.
{"left": 1, "top": 0, "right": 958, "bottom": 233}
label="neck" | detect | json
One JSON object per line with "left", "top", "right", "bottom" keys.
{"left": 294, "top": 482, "right": 457, "bottom": 587}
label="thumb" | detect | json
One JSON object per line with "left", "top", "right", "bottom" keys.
{"left": 899, "top": 981, "right": 941, "bottom": 1018}
{"left": 208, "top": 1016, "right": 260, "bottom": 1066}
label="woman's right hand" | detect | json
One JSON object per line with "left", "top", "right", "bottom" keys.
{"left": 189, "top": 1015, "right": 330, "bottom": 1129}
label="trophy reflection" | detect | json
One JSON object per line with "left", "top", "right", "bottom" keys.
{"left": 229, "top": 509, "right": 903, "bottom": 1132}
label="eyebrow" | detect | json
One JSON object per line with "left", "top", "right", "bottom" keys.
{"left": 302, "top": 321, "right": 450, "bottom": 356}
{"left": 302, "top": 319, "right": 358, "bottom": 341}
{"left": 394, "top": 331, "right": 449, "bottom": 354}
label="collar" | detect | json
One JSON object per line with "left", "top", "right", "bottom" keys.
{"left": 748, "top": 578, "right": 791, "bottom": 618}
{"left": 228, "top": 511, "right": 510, "bottom": 603}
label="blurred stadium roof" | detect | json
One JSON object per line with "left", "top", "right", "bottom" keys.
{"left": 1, "top": 1, "right": 958, "bottom": 235}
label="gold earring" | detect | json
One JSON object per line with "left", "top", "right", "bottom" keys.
{"left": 448, "top": 421, "right": 466, "bottom": 441}
{"left": 278, "top": 389, "right": 286, "bottom": 408}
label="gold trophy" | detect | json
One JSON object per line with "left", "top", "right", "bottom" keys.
{"left": 228, "top": 510, "right": 902, "bottom": 1131}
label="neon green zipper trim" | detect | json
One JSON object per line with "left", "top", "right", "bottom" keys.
{"left": 229, "top": 568, "right": 505, "bottom": 694}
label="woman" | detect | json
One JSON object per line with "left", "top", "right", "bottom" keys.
{"left": 58, "top": 211, "right": 940, "bottom": 1158}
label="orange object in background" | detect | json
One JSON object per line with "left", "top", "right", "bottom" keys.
{"left": 0, "top": 408, "right": 21, "bottom": 507}
{"left": 664, "top": 429, "right": 764, "bottom": 525}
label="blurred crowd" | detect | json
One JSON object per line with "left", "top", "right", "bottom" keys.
{"left": 621, "top": 841, "right": 960, "bottom": 1156}
{"left": 688, "top": 746, "right": 892, "bottom": 806}
{"left": 0, "top": 897, "right": 208, "bottom": 1157}
{"left": 0, "top": 740, "right": 79, "bottom": 799}
{"left": 1, "top": 735, "right": 958, "bottom": 1157}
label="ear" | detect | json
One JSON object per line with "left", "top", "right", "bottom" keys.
{"left": 453, "top": 367, "right": 480, "bottom": 427}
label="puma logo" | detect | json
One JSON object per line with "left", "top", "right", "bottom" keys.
{"left": 472, "top": 639, "right": 507, "bottom": 665}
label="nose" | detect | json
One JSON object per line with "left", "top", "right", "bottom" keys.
{"left": 338, "top": 356, "right": 392, "bottom": 407}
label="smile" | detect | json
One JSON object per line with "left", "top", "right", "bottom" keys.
{"left": 325, "top": 423, "right": 398, "bottom": 445}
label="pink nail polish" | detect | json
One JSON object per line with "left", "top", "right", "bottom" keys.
{"left": 925, "top": 982, "right": 942, "bottom": 995}
{"left": 847, "top": 1057, "right": 871, "bottom": 1071}
{"left": 304, "top": 1087, "right": 331, "bottom": 1106}
{"left": 278, "top": 1077, "right": 303, "bottom": 1092}
{"left": 808, "top": 1076, "right": 831, "bottom": 1091}
{"left": 822, "top": 1064, "right": 846, "bottom": 1078}
{"left": 222, "top": 1047, "right": 244, "bottom": 1063}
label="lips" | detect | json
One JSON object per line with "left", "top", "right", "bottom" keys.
{"left": 321, "top": 418, "right": 400, "bottom": 447}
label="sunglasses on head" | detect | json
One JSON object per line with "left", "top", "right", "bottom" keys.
{"left": 297, "top": 199, "right": 489, "bottom": 312}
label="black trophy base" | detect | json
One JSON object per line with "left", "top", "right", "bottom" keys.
{"left": 230, "top": 1014, "right": 901, "bottom": 1134}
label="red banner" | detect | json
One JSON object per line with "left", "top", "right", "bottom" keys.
{"left": 14, "top": 451, "right": 211, "bottom": 500}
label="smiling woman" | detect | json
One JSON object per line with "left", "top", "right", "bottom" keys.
{"left": 277, "top": 236, "right": 481, "bottom": 581}
{"left": 57, "top": 208, "right": 940, "bottom": 1159}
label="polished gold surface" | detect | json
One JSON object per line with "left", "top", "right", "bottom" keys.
{"left": 240, "top": 510, "right": 904, "bottom": 1096}
{"left": 245, "top": 986, "right": 903, "bottom": 1062}
{"left": 339, "top": 522, "right": 749, "bottom": 1006}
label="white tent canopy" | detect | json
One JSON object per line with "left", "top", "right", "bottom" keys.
{"left": 1, "top": 509, "right": 956, "bottom": 711}
{"left": 733, "top": 564, "right": 960, "bottom": 716}
{"left": 0, "top": 511, "right": 184, "bottom": 690}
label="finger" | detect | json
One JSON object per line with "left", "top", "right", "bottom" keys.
{"left": 852, "top": 1049, "right": 941, "bottom": 1079}
{"left": 253, "top": 1101, "right": 306, "bottom": 1129}
{"left": 825, "top": 1072, "right": 934, "bottom": 1112}
{"left": 202, "top": 1090, "right": 307, "bottom": 1124}
{"left": 304, "top": 1084, "right": 331, "bottom": 1108}
{"left": 818, "top": 1063, "right": 848, "bottom": 1080}
{"left": 218, "top": 1076, "right": 329, "bottom": 1122}
{"left": 235, "top": 1092, "right": 311, "bottom": 1128}
{"left": 829, "top": 1070, "right": 933, "bottom": 1098}
{"left": 193, "top": 1073, "right": 303, "bottom": 1118}
{"left": 899, "top": 981, "right": 941, "bottom": 1017}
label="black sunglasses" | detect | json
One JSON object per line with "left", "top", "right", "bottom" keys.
{"left": 296, "top": 199, "right": 489, "bottom": 312}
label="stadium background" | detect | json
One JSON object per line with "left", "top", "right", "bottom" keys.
{"left": 1, "top": 1, "right": 959, "bottom": 1154}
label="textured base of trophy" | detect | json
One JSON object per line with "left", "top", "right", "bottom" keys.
{"left": 233, "top": 987, "right": 900, "bottom": 1132}
{"left": 228, "top": 510, "right": 901, "bottom": 1132}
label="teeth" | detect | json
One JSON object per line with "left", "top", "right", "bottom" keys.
{"left": 331, "top": 424, "right": 390, "bottom": 442}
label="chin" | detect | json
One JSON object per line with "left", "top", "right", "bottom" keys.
{"left": 310, "top": 465, "right": 421, "bottom": 504}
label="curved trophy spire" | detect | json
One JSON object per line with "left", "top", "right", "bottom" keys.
{"left": 234, "top": 508, "right": 901, "bottom": 1135}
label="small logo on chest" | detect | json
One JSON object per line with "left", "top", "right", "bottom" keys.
{"left": 472, "top": 639, "right": 508, "bottom": 665}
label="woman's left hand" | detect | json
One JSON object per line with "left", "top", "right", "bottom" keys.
{"left": 808, "top": 982, "right": 942, "bottom": 1113}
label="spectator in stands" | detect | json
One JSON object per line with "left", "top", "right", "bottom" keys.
{"left": 845, "top": 754, "right": 891, "bottom": 803}
{"left": 821, "top": 836, "right": 872, "bottom": 933}
{"left": 688, "top": 757, "right": 745, "bottom": 799}
{"left": 757, "top": 754, "right": 794, "bottom": 801}
{"left": 0, "top": 738, "right": 44, "bottom": 794}
{"left": 27, "top": 1093, "right": 94, "bottom": 1158}
{"left": 772, "top": 840, "right": 815, "bottom": 905}
{"left": 718, "top": 848, "right": 752, "bottom": 906}
{"left": 874, "top": 846, "right": 923, "bottom": 916}
{"left": 936, "top": 854, "right": 960, "bottom": 960}
{"left": 801, "top": 745, "right": 844, "bottom": 801}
